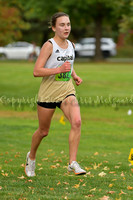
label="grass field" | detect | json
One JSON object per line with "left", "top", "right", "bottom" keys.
{"left": 0, "top": 61, "right": 133, "bottom": 200}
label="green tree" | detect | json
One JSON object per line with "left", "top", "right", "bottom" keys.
{"left": 119, "top": 0, "right": 133, "bottom": 43}
{"left": 0, "top": 0, "right": 30, "bottom": 46}
{"left": 19, "top": 0, "right": 133, "bottom": 60}
{"left": 62, "top": 0, "right": 133, "bottom": 60}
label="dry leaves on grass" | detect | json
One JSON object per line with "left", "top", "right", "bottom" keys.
{"left": 85, "top": 194, "right": 94, "bottom": 198}
{"left": 85, "top": 167, "right": 92, "bottom": 171}
{"left": 121, "top": 171, "right": 125, "bottom": 177}
{"left": 18, "top": 175, "right": 25, "bottom": 179}
{"left": 38, "top": 167, "right": 43, "bottom": 171}
{"left": 109, "top": 171, "right": 115, "bottom": 174}
{"left": 119, "top": 190, "right": 127, "bottom": 195}
{"left": 20, "top": 163, "right": 25, "bottom": 167}
{"left": 42, "top": 158, "right": 48, "bottom": 161}
{"left": 50, "top": 163, "right": 60, "bottom": 169}
{"left": 50, "top": 165, "right": 57, "bottom": 169}
{"left": 57, "top": 181, "right": 61, "bottom": 185}
{"left": 131, "top": 168, "right": 133, "bottom": 173}
{"left": 107, "top": 191, "right": 115, "bottom": 194}
{"left": 98, "top": 172, "right": 106, "bottom": 177}
{"left": 90, "top": 188, "right": 96, "bottom": 192}
{"left": 115, "top": 166, "right": 120, "bottom": 169}
{"left": 109, "top": 184, "right": 113, "bottom": 188}
{"left": 72, "top": 183, "right": 80, "bottom": 188}
{"left": 103, "top": 166, "right": 110, "bottom": 171}
{"left": 127, "top": 186, "right": 133, "bottom": 190}
{"left": 63, "top": 182, "right": 69, "bottom": 185}
{"left": 1, "top": 172, "right": 8, "bottom": 177}
{"left": 93, "top": 162, "right": 102, "bottom": 170}
{"left": 28, "top": 179, "right": 33, "bottom": 182}
{"left": 94, "top": 152, "right": 99, "bottom": 155}
{"left": 99, "top": 195, "right": 110, "bottom": 200}
{"left": 37, "top": 163, "right": 42, "bottom": 166}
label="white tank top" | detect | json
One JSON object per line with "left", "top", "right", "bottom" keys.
{"left": 45, "top": 38, "right": 74, "bottom": 71}
{"left": 37, "top": 38, "right": 76, "bottom": 102}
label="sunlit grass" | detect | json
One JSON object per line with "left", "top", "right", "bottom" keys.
{"left": 0, "top": 61, "right": 133, "bottom": 199}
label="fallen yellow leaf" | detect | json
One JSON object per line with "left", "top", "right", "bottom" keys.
{"left": 112, "top": 179, "right": 117, "bottom": 181}
{"left": 93, "top": 163, "right": 98, "bottom": 170}
{"left": 115, "top": 166, "right": 120, "bottom": 169}
{"left": 94, "top": 152, "right": 99, "bottom": 155}
{"left": 59, "top": 115, "right": 66, "bottom": 125}
{"left": 119, "top": 190, "right": 127, "bottom": 195}
{"left": 1, "top": 173, "right": 8, "bottom": 177}
{"left": 21, "top": 163, "right": 25, "bottom": 167}
{"left": 73, "top": 184, "right": 80, "bottom": 188}
{"left": 57, "top": 181, "right": 61, "bottom": 185}
{"left": 28, "top": 179, "right": 33, "bottom": 182}
{"left": 127, "top": 186, "right": 133, "bottom": 190}
{"left": 42, "top": 158, "right": 48, "bottom": 161}
{"left": 56, "top": 163, "right": 60, "bottom": 167}
{"left": 85, "top": 194, "right": 94, "bottom": 197}
{"left": 85, "top": 167, "right": 92, "bottom": 170}
{"left": 98, "top": 172, "right": 106, "bottom": 177}
{"left": 28, "top": 186, "right": 34, "bottom": 189}
{"left": 38, "top": 167, "right": 43, "bottom": 171}
{"left": 109, "top": 184, "right": 113, "bottom": 188}
{"left": 48, "top": 153, "right": 55, "bottom": 157}
{"left": 103, "top": 166, "right": 109, "bottom": 171}
{"left": 90, "top": 188, "right": 96, "bottom": 192}
{"left": 18, "top": 175, "right": 25, "bottom": 179}
{"left": 107, "top": 191, "right": 115, "bottom": 194}
{"left": 103, "top": 161, "right": 108, "bottom": 163}
{"left": 99, "top": 195, "right": 110, "bottom": 200}
{"left": 63, "top": 182, "right": 69, "bottom": 185}
{"left": 50, "top": 165, "right": 57, "bottom": 169}
{"left": 121, "top": 171, "right": 125, "bottom": 177}
{"left": 47, "top": 149, "right": 53, "bottom": 152}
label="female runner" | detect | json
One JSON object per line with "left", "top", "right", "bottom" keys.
{"left": 25, "top": 12, "right": 86, "bottom": 176}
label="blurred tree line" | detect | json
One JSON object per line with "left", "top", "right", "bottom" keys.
{"left": 0, "top": 0, "right": 133, "bottom": 60}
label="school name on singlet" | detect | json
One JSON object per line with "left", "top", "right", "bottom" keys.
{"left": 57, "top": 55, "right": 73, "bottom": 62}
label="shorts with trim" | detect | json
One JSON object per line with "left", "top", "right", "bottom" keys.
{"left": 37, "top": 94, "right": 75, "bottom": 109}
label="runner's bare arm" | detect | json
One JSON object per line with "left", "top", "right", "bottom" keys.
{"left": 72, "top": 69, "right": 82, "bottom": 86}
{"left": 33, "top": 42, "right": 71, "bottom": 77}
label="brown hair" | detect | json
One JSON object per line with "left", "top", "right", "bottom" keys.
{"left": 49, "top": 12, "right": 69, "bottom": 28}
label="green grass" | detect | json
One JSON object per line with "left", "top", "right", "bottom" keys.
{"left": 1, "top": 61, "right": 133, "bottom": 199}
{"left": 1, "top": 61, "right": 133, "bottom": 100}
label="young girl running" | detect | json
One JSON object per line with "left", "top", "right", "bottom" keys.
{"left": 25, "top": 12, "right": 86, "bottom": 176}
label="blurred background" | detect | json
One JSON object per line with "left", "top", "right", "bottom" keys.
{"left": 0, "top": 0, "right": 133, "bottom": 61}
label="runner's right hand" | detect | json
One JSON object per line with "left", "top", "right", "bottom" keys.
{"left": 59, "top": 61, "right": 71, "bottom": 73}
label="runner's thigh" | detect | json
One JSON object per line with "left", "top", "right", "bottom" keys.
{"left": 60, "top": 96, "right": 81, "bottom": 124}
{"left": 37, "top": 105, "right": 55, "bottom": 130}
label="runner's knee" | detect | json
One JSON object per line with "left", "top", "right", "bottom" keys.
{"left": 71, "top": 118, "right": 81, "bottom": 129}
{"left": 39, "top": 128, "right": 49, "bottom": 138}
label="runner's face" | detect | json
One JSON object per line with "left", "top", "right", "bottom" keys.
{"left": 52, "top": 16, "right": 71, "bottom": 39}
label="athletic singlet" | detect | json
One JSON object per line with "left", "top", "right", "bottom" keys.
{"left": 37, "top": 38, "right": 76, "bottom": 102}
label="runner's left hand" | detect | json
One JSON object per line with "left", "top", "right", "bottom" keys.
{"left": 73, "top": 76, "right": 82, "bottom": 86}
